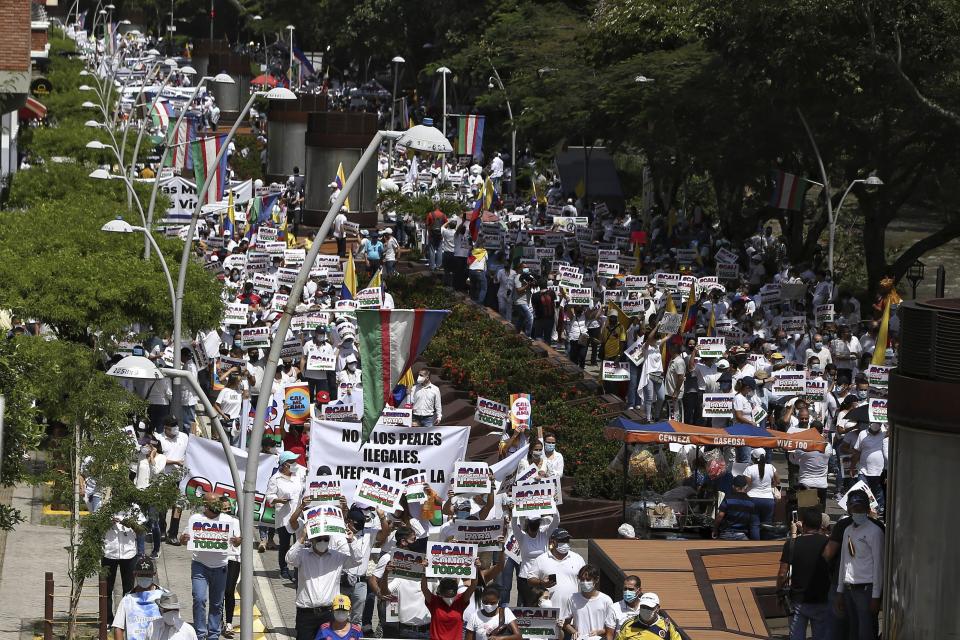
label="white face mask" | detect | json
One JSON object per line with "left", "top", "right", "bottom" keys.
{"left": 579, "top": 580, "right": 594, "bottom": 593}
{"left": 418, "top": 375, "right": 428, "bottom": 385}
{"left": 481, "top": 603, "right": 498, "bottom": 614}
{"left": 135, "top": 576, "right": 154, "bottom": 589}
{"left": 161, "top": 611, "right": 179, "bottom": 626}
{"left": 333, "top": 611, "right": 350, "bottom": 623}
{"left": 313, "top": 540, "right": 329, "bottom": 554}
{"left": 555, "top": 542, "right": 570, "bottom": 555}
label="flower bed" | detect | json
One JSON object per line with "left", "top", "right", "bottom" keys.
{"left": 386, "top": 274, "right": 648, "bottom": 499}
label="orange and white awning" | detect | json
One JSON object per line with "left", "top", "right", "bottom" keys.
{"left": 18, "top": 97, "right": 47, "bottom": 120}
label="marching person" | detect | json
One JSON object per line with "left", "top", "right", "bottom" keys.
{"left": 411, "top": 368, "right": 442, "bottom": 428}
{"left": 148, "top": 592, "right": 198, "bottom": 640}
{"left": 265, "top": 451, "right": 304, "bottom": 581}
{"left": 314, "top": 595, "right": 363, "bottom": 640}
{"left": 613, "top": 593, "right": 684, "bottom": 640}
{"left": 604, "top": 575, "right": 644, "bottom": 636}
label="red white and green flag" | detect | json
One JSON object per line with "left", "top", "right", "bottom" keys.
{"left": 456, "top": 115, "right": 485, "bottom": 159}
{"left": 357, "top": 309, "right": 450, "bottom": 443}
{"left": 769, "top": 170, "right": 809, "bottom": 211}
{"left": 192, "top": 134, "right": 229, "bottom": 205}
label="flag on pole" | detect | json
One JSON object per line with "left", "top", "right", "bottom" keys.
{"left": 662, "top": 293, "right": 678, "bottom": 363}
{"left": 770, "top": 170, "right": 809, "bottom": 211}
{"left": 150, "top": 101, "right": 175, "bottom": 144}
{"left": 251, "top": 192, "right": 281, "bottom": 224}
{"left": 292, "top": 46, "right": 316, "bottom": 80}
{"left": 367, "top": 268, "right": 382, "bottom": 290}
{"left": 871, "top": 298, "right": 891, "bottom": 366}
{"left": 335, "top": 163, "right": 351, "bottom": 211}
{"left": 456, "top": 115, "right": 485, "bottom": 159}
{"left": 357, "top": 309, "right": 450, "bottom": 443}
{"left": 706, "top": 307, "right": 716, "bottom": 337}
{"left": 341, "top": 249, "right": 358, "bottom": 300}
{"left": 222, "top": 190, "right": 235, "bottom": 236}
{"left": 680, "top": 282, "right": 698, "bottom": 333}
{"left": 191, "top": 134, "right": 229, "bottom": 205}
{"left": 166, "top": 117, "right": 195, "bottom": 171}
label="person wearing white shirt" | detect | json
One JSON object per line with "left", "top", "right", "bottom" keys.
{"left": 135, "top": 437, "right": 167, "bottom": 558}
{"left": 835, "top": 491, "right": 884, "bottom": 640}
{"left": 744, "top": 448, "right": 779, "bottom": 524}
{"left": 372, "top": 530, "right": 431, "bottom": 637}
{"left": 103, "top": 506, "right": 146, "bottom": 614}
{"left": 560, "top": 566, "right": 613, "bottom": 640}
{"left": 410, "top": 369, "right": 442, "bottom": 428}
{"left": 336, "top": 354, "right": 362, "bottom": 391}
{"left": 301, "top": 329, "right": 337, "bottom": 402}
{"left": 148, "top": 592, "right": 197, "bottom": 640}
{"left": 286, "top": 527, "right": 362, "bottom": 640}
{"left": 489, "top": 153, "right": 504, "bottom": 193}
{"left": 178, "top": 494, "right": 241, "bottom": 640}
{"left": 158, "top": 417, "right": 189, "bottom": 544}
{"left": 853, "top": 423, "right": 887, "bottom": 515}
{"left": 604, "top": 575, "right": 644, "bottom": 635}
{"left": 465, "top": 587, "right": 520, "bottom": 640}
{"left": 790, "top": 423, "right": 833, "bottom": 506}
{"left": 382, "top": 228, "right": 401, "bottom": 276}
{"left": 510, "top": 515, "right": 559, "bottom": 605}
{"left": 214, "top": 373, "right": 246, "bottom": 446}
{"left": 332, "top": 207, "right": 348, "bottom": 257}
{"left": 527, "top": 529, "right": 585, "bottom": 611}
{"left": 265, "top": 452, "right": 305, "bottom": 581}
{"left": 542, "top": 432, "right": 565, "bottom": 478}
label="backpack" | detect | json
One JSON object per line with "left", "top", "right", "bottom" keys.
{"left": 540, "top": 291, "right": 555, "bottom": 316}
{"left": 429, "top": 214, "right": 445, "bottom": 241}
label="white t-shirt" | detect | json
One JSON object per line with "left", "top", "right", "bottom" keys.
{"left": 529, "top": 550, "right": 586, "bottom": 608}
{"left": 745, "top": 463, "right": 775, "bottom": 499}
{"left": 793, "top": 444, "right": 833, "bottom": 489}
{"left": 604, "top": 600, "right": 641, "bottom": 634}
{"left": 732, "top": 393, "right": 757, "bottom": 422}
{"left": 159, "top": 432, "right": 189, "bottom": 474}
{"left": 216, "top": 387, "right": 243, "bottom": 420}
{"left": 855, "top": 429, "right": 887, "bottom": 476}
{"left": 466, "top": 606, "right": 516, "bottom": 640}
{"left": 187, "top": 512, "right": 239, "bottom": 569}
{"left": 563, "top": 592, "right": 614, "bottom": 640}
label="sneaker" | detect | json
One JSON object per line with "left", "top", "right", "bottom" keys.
{"left": 223, "top": 623, "right": 235, "bottom": 638}
{"left": 166, "top": 536, "right": 181, "bottom": 546}
{"left": 266, "top": 539, "right": 277, "bottom": 550}
{"left": 151, "top": 548, "right": 161, "bottom": 559}
{"left": 280, "top": 568, "right": 291, "bottom": 580}
{"left": 258, "top": 542, "right": 266, "bottom": 553}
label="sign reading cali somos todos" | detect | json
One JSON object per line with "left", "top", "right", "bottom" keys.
{"left": 427, "top": 541, "right": 478, "bottom": 578}
{"left": 475, "top": 397, "right": 509, "bottom": 430}
{"left": 187, "top": 514, "right": 236, "bottom": 552}
{"left": 308, "top": 420, "right": 470, "bottom": 499}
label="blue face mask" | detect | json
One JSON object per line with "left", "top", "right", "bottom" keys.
{"left": 851, "top": 513, "right": 868, "bottom": 526}
{"left": 622, "top": 590, "right": 637, "bottom": 603}
{"left": 544, "top": 444, "right": 556, "bottom": 454}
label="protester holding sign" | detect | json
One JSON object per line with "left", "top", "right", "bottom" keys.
{"left": 421, "top": 572, "right": 480, "bottom": 640}
{"left": 111, "top": 556, "right": 165, "bottom": 640}
{"left": 265, "top": 451, "right": 304, "bottom": 581}
{"left": 465, "top": 586, "right": 522, "bottom": 640}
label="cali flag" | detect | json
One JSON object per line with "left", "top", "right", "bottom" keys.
{"left": 149, "top": 101, "right": 175, "bottom": 144}
{"left": 192, "top": 134, "right": 229, "bottom": 205}
{"left": 357, "top": 309, "right": 450, "bottom": 444}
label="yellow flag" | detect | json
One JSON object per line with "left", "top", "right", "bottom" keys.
{"left": 337, "top": 163, "right": 351, "bottom": 211}
{"left": 575, "top": 177, "right": 585, "bottom": 199}
{"left": 367, "top": 267, "right": 382, "bottom": 290}
{"left": 662, "top": 292, "right": 678, "bottom": 363}
{"left": 483, "top": 176, "right": 495, "bottom": 210}
{"left": 344, "top": 249, "right": 358, "bottom": 297}
{"left": 399, "top": 368, "right": 414, "bottom": 391}
{"left": 226, "top": 190, "right": 235, "bottom": 233}
{"left": 707, "top": 306, "right": 716, "bottom": 337}
{"left": 680, "top": 282, "right": 697, "bottom": 333}
{"left": 871, "top": 297, "right": 891, "bottom": 365}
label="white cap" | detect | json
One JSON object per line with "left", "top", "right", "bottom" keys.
{"left": 344, "top": 354, "right": 358, "bottom": 365}
{"left": 382, "top": 227, "right": 393, "bottom": 235}
{"left": 617, "top": 523, "right": 636, "bottom": 539}
{"left": 328, "top": 181, "right": 338, "bottom": 188}
{"left": 751, "top": 447, "right": 766, "bottom": 460}
{"left": 716, "top": 359, "right": 730, "bottom": 370}
{"left": 638, "top": 593, "right": 660, "bottom": 608}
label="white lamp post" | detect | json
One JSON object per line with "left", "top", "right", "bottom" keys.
{"left": 488, "top": 65, "right": 516, "bottom": 195}
{"left": 387, "top": 55, "right": 406, "bottom": 174}
{"left": 88, "top": 168, "right": 147, "bottom": 228}
{"left": 237, "top": 122, "right": 452, "bottom": 640}
{"left": 829, "top": 175, "right": 884, "bottom": 274}
{"left": 286, "top": 25, "right": 295, "bottom": 87}
{"left": 100, "top": 217, "right": 176, "bottom": 305}
{"left": 436, "top": 66, "right": 452, "bottom": 187}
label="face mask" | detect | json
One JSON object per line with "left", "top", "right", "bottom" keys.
{"left": 544, "top": 444, "right": 556, "bottom": 454}
{"left": 851, "top": 513, "right": 868, "bottom": 526}
{"left": 638, "top": 608, "right": 657, "bottom": 623}
{"left": 455, "top": 510, "right": 470, "bottom": 520}
{"left": 869, "top": 424, "right": 882, "bottom": 433}
{"left": 531, "top": 450, "right": 543, "bottom": 459}
{"left": 164, "top": 429, "right": 178, "bottom": 439}
{"left": 313, "top": 540, "right": 329, "bottom": 554}
{"left": 745, "top": 390, "right": 754, "bottom": 399}
{"left": 814, "top": 342, "right": 823, "bottom": 350}
{"left": 141, "top": 445, "right": 152, "bottom": 455}
{"left": 579, "top": 580, "right": 595, "bottom": 594}
{"left": 481, "top": 603, "right": 498, "bottom": 614}
{"left": 135, "top": 576, "right": 154, "bottom": 589}
{"left": 161, "top": 611, "right": 179, "bottom": 626}
{"left": 417, "top": 375, "right": 428, "bottom": 385}
{"left": 622, "top": 590, "right": 637, "bottom": 603}
{"left": 857, "top": 390, "right": 868, "bottom": 400}
{"left": 333, "top": 611, "right": 350, "bottom": 623}
{"left": 442, "top": 597, "right": 455, "bottom": 606}
{"left": 556, "top": 542, "right": 570, "bottom": 554}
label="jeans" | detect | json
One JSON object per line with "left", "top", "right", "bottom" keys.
{"left": 191, "top": 560, "right": 227, "bottom": 640}
{"left": 136, "top": 507, "right": 163, "bottom": 556}
{"left": 472, "top": 271, "right": 488, "bottom": 304}
{"left": 336, "top": 236, "right": 346, "bottom": 258}
{"left": 858, "top": 474, "right": 885, "bottom": 514}
{"left": 181, "top": 405, "right": 196, "bottom": 433}
{"left": 736, "top": 446, "right": 753, "bottom": 464}
{"left": 413, "top": 415, "right": 435, "bottom": 429}
{"left": 514, "top": 304, "right": 534, "bottom": 336}
{"left": 296, "top": 606, "right": 332, "bottom": 640}
{"left": 790, "top": 601, "right": 831, "bottom": 640}
{"left": 427, "top": 241, "right": 442, "bottom": 270}
{"left": 498, "top": 294, "right": 514, "bottom": 322}
{"left": 385, "top": 260, "right": 397, "bottom": 276}
{"left": 532, "top": 317, "right": 553, "bottom": 343}
{"left": 497, "top": 556, "right": 519, "bottom": 606}
{"left": 683, "top": 390, "right": 702, "bottom": 425}
{"left": 277, "top": 527, "right": 292, "bottom": 571}
{"left": 453, "top": 255, "right": 469, "bottom": 291}
{"left": 85, "top": 492, "right": 102, "bottom": 514}
{"left": 751, "top": 497, "right": 776, "bottom": 524}
{"left": 149, "top": 403, "right": 171, "bottom": 432}
{"left": 643, "top": 377, "right": 665, "bottom": 421}
{"left": 225, "top": 560, "right": 241, "bottom": 624}
{"left": 718, "top": 530, "right": 748, "bottom": 541}
{"left": 340, "top": 574, "right": 367, "bottom": 625}
{"left": 101, "top": 556, "right": 135, "bottom": 615}
{"left": 841, "top": 586, "right": 879, "bottom": 640}
{"left": 626, "top": 363, "right": 641, "bottom": 407}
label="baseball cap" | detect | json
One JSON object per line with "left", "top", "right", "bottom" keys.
{"left": 550, "top": 528, "right": 572, "bottom": 542}
{"left": 278, "top": 451, "right": 299, "bottom": 465}
{"left": 132, "top": 555, "right": 156, "bottom": 576}
{"left": 716, "top": 359, "right": 730, "bottom": 370}
{"left": 754, "top": 370, "right": 771, "bottom": 381}
{"left": 158, "top": 592, "right": 182, "bottom": 610}
{"left": 617, "top": 523, "right": 636, "bottom": 539}
{"left": 751, "top": 447, "right": 766, "bottom": 460}
{"left": 638, "top": 593, "right": 660, "bottom": 608}
{"left": 771, "top": 352, "right": 785, "bottom": 360}
{"left": 332, "top": 594, "right": 351, "bottom": 611}
{"left": 846, "top": 490, "right": 870, "bottom": 509}
{"left": 740, "top": 376, "right": 756, "bottom": 389}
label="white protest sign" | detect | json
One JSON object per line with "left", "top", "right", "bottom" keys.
{"left": 252, "top": 272, "right": 277, "bottom": 293}
{"left": 566, "top": 287, "right": 593, "bottom": 306}
{"left": 307, "top": 421, "right": 470, "bottom": 498}
{"left": 315, "top": 254, "right": 341, "bottom": 271}
{"left": 760, "top": 284, "right": 782, "bottom": 305}
{"left": 773, "top": 371, "right": 807, "bottom": 395}
{"left": 357, "top": 287, "right": 382, "bottom": 308}
{"left": 659, "top": 312, "right": 682, "bottom": 336}
{"left": 452, "top": 462, "right": 491, "bottom": 495}
{"left": 475, "top": 397, "right": 509, "bottom": 430}
{"left": 621, "top": 290, "right": 646, "bottom": 316}
{"left": 698, "top": 336, "right": 726, "bottom": 359}
{"left": 240, "top": 326, "right": 271, "bottom": 348}
{"left": 815, "top": 304, "right": 835, "bottom": 325}
{"left": 186, "top": 514, "right": 236, "bottom": 553}
{"left": 353, "top": 471, "right": 404, "bottom": 512}
{"left": 224, "top": 302, "right": 249, "bottom": 326}
{"left": 598, "top": 249, "right": 620, "bottom": 263}
{"left": 780, "top": 315, "right": 807, "bottom": 333}
{"left": 624, "top": 275, "right": 648, "bottom": 290}
{"left": 535, "top": 247, "right": 555, "bottom": 260}
{"left": 702, "top": 393, "right": 734, "bottom": 419}
{"left": 558, "top": 269, "right": 583, "bottom": 287}
{"left": 602, "top": 361, "right": 630, "bottom": 382}
{"left": 263, "top": 240, "right": 286, "bottom": 256}
{"left": 597, "top": 261, "right": 620, "bottom": 278}
{"left": 386, "top": 549, "right": 426, "bottom": 580}
{"left": 512, "top": 482, "right": 555, "bottom": 518}
{"left": 717, "top": 262, "right": 739, "bottom": 281}
{"left": 304, "top": 504, "right": 347, "bottom": 539}
{"left": 514, "top": 607, "right": 561, "bottom": 640}
{"left": 837, "top": 480, "right": 880, "bottom": 512}
{"left": 379, "top": 406, "right": 413, "bottom": 428}
{"left": 271, "top": 293, "right": 289, "bottom": 313}
{"left": 401, "top": 472, "right": 429, "bottom": 504}
{"left": 805, "top": 378, "right": 828, "bottom": 401}
{"left": 656, "top": 273, "right": 680, "bottom": 290}
{"left": 181, "top": 438, "right": 279, "bottom": 524}
{"left": 866, "top": 365, "right": 892, "bottom": 389}
{"left": 257, "top": 226, "right": 278, "bottom": 243}
{"left": 342, "top": 221, "right": 360, "bottom": 236}
{"left": 868, "top": 398, "right": 888, "bottom": 423}
{"left": 336, "top": 299, "right": 359, "bottom": 311}
{"left": 305, "top": 347, "right": 336, "bottom": 371}
{"left": 283, "top": 248, "right": 306, "bottom": 267}
{"left": 304, "top": 475, "right": 342, "bottom": 503}
{"left": 715, "top": 247, "right": 738, "bottom": 264}
{"left": 676, "top": 248, "right": 698, "bottom": 263}
{"left": 276, "top": 267, "right": 299, "bottom": 288}
{"left": 624, "top": 338, "right": 645, "bottom": 366}
{"left": 426, "top": 541, "right": 477, "bottom": 579}
{"left": 222, "top": 254, "right": 247, "bottom": 273}
{"left": 454, "top": 519, "right": 505, "bottom": 553}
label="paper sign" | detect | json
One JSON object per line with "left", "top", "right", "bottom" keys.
{"left": 597, "top": 261, "right": 620, "bottom": 278}
{"left": 773, "top": 371, "right": 806, "bottom": 395}
{"left": 543, "top": 232, "right": 564, "bottom": 247}
{"left": 698, "top": 336, "right": 726, "bottom": 359}
{"left": 336, "top": 299, "right": 359, "bottom": 311}
{"left": 452, "top": 462, "right": 491, "bottom": 495}
{"left": 276, "top": 267, "right": 299, "bottom": 288}
{"left": 284, "top": 248, "right": 306, "bottom": 267}
{"left": 305, "top": 504, "right": 347, "bottom": 539}
{"left": 342, "top": 221, "right": 360, "bottom": 236}
{"left": 566, "top": 287, "right": 593, "bottom": 306}
{"left": 224, "top": 302, "right": 249, "bottom": 326}
{"left": 187, "top": 514, "right": 234, "bottom": 553}
{"left": 780, "top": 315, "right": 807, "bottom": 333}
{"left": 356, "top": 287, "right": 382, "bottom": 308}
{"left": 514, "top": 607, "right": 561, "bottom": 640}
{"left": 401, "top": 472, "right": 429, "bottom": 504}
{"left": 780, "top": 282, "right": 807, "bottom": 301}
{"left": 306, "top": 347, "right": 336, "bottom": 371}
{"left": 716, "top": 262, "right": 739, "bottom": 280}
{"left": 257, "top": 227, "right": 278, "bottom": 243}
{"left": 509, "top": 394, "right": 533, "bottom": 432}
{"left": 272, "top": 293, "right": 289, "bottom": 313}
{"left": 426, "top": 541, "right": 477, "bottom": 579}
{"left": 240, "top": 326, "right": 271, "bottom": 348}
{"left": 379, "top": 407, "right": 413, "bottom": 427}
{"left": 353, "top": 471, "right": 404, "bottom": 512}
{"left": 837, "top": 480, "right": 879, "bottom": 512}
{"left": 676, "top": 248, "right": 698, "bottom": 263}
{"left": 252, "top": 272, "right": 277, "bottom": 293}
{"left": 388, "top": 549, "right": 426, "bottom": 580}
{"left": 559, "top": 271, "right": 583, "bottom": 287}
{"left": 656, "top": 273, "right": 680, "bottom": 290}
{"left": 305, "top": 475, "right": 342, "bottom": 503}
{"left": 659, "top": 312, "right": 682, "bottom": 336}
{"left": 454, "top": 519, "right": 505, "bottom": 553}
{"left": 805, "top": 378, "right": 828, "bottom": 401}
{"left": 315, "top": 254, "right": 341, "bottom": 271}
{"left": 815, "top": 304, "right": 835, "bottom": 324}
{"left": 715, "top": 248, "right": 738, "bottom": 264}
{"left": 624, "top": 275, "right": 648, "bottom": 290}
{"left": 866, "top": 365, "right": 892, "bottom": 389}
{"left": 263, "top": 240, "right": 286, "bottom": 256}
{"left": 535, "top": 247, "right": 555, "bottom": 260}
{"left": 602, "top": 361, "right": 630, "bottom": 382}
{"left": 284, "top": 383, "right": 311, "bottom": 425}
{"left": 603, "top": 289, "right": 622, "bottom": 305}
{"left": 512, "top": 482, "right": 555, "bottom": 517}
{"left": 598, "top": 249, "right": 620, "bottom": 262}
{"left": 868, "top": 398, "right": 888, "bottom": 423}
{"left": 475, "top": 397, "right": 509, "bottom": 430}
{"left": 760, "top": 284, "right": 782, "bottom": 306}
{"left": 621, "top": 290, "right": 646, "bottom": 316}
{"left": 702, "top": 393, "right": 734, "bottom": 419}
{"left": 624, "top": 338, "right": 645, "bottom": 366}
{"left": 222, "top": 254, "right": 247, "bottom": 273}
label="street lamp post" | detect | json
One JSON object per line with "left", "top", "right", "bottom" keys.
{"left": 88, "top": 167, "right": 148, "bottom": 228}
{"left": 488, "top": 65, "right": 516, "bottom": 195}
{"left": 101, "top": 217, "right": 175, "bottom": 305}
{"left": 286, "top": 25, "right": 296, "bottom": 87}
{"left": 907, "top": 260, "right": 925, "bottom": 299}
{"left": 170, "top": 87, "right": 295, "bottom": 431}
{"left": 387, "top": 56, "right": 405, "bottom": 174}
{"left": 436, "top": 66, "right": 451, "bottom": 187}
{"left": 830, "top": 175, "right": 884, "bottom": 275}
{"left": 237, "top": 122, "right": 452, "bottom": 640}
{"left": 251, "top": 15, "right": 266, "bottom": 71}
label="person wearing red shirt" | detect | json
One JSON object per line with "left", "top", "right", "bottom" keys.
{"left": 421, "top": 575, "right": 478, "bottom": 640}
